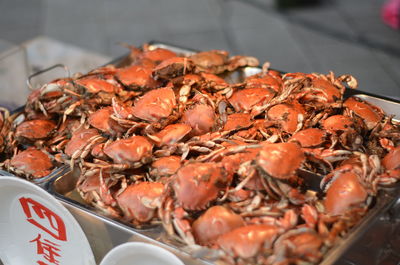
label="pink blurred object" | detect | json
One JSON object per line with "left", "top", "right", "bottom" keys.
{"left": 382, "top": 0, "right": 400, "bottom": 29}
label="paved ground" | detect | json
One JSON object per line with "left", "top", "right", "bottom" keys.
{"left": 0, "top": 0, "right": 399, "bottom": 97}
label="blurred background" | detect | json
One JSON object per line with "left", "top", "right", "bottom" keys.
{"left": 0, "top": 0, "right": 399, "bottom": 105}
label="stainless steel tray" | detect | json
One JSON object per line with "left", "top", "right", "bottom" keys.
{"left": 2, "top": 41, "right": 396, "bottom": 264}
{"left": 41, "top": 42, "right": 400, "bottom": 265}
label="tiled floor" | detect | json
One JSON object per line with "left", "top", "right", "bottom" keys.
{"left": 0, "top": 0, "right": 399, "bottom": 97}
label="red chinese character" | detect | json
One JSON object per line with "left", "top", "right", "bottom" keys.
{"left": 30, "top": 234, "right": 61, "bottom": 265}
{"left": 37, "top": 261, "right": 48, "bottom": 265}
{"left": 19, "top": 197, "right": 67, "bottom": 241}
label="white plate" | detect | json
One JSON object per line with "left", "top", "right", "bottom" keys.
{"left": 0, "top": 176, "right": 95, "bottom": 265}
{"left": 99, "top": 242, "right": 185, "bottom": 265}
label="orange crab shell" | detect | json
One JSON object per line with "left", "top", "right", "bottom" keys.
{"left": 90, "top": 143, "right": 107, "bottom": 160}
{"left": 182, "top": 104, "right": 216, "bottom": 136}
{"left": 290, "top": 128, "right": 326, "bottom": 148}
{"left": 200, "top": 72, "right": 228, "bottom": 87}
{"left": 150, "top": 156, "right": 182, "bottom": 176}
{"left": 189, "top": 50, "right": 229, "bottom": 72}
{"left": 65, "top": 128, "right": 100, "bottom": 157}
{"left": 322, "top": 115, "right": 354, "bottom": 132}
{"left": 116, "top": 64, "right": 158, "bottom": 89}
{"left": 245, "top": 74, "right": 282, "bottom": 93}
{"left": 228, "top": 87, "right": 275, "bottom": 112}
{"left": 88, "top": 107, "right": 113, "bottom": 131}
{"left": 171, "top": 74, "right": 202, "bottom": 89}
{"left": 151, "top": 123, "right": 191, "bottom": 147}
{"left": 104, "top": 136, "right": 153, "bottom": 164}
{"left": 274, "top": 229, "right": 323, "bottom": 259}
{"left": 77, "top": 171, "right": 115, "bottom": 206}
{"left": 88, "top": 107, "right": 125, "bottom": 135}
{"left": 57, "top": 118, "right": 81, "bottom": 135}
{"left": 382, "top": 146, "right": 400, "bottom": 170}
{"left": 291, "top": 231, "right": 323, "bottom": 255}
{"left": 25, "top": 78, "right": 70, "bottom": 108}
{"left": 15, "top": 119, "right": 56, "bottom": 140}
{"left": 75, "top": 78, "right": 119, "bottom": 94}
{"left": 223, "top": 113, "right": 252, "bottom": 131}
{"left": 267, "top": 103, "right": 305, "bottom": 133}
{"left": 216, "top": 224, "right": 281, "bottom": 259}
{"left": 172, "top": 162, "right": 227, "bottom": 210}
{"left": 192, "top": 205, "right": 245, "bottom": 246}
{"left": 221, "top": 146, "right": 261, "bottom": 190}
{"left": 256, "top": 142, "right": 305, "bottom": 179}
{"left": 132, "top": 87, "right": 176, "bottom": 122}
{"left": 10, "top": 149, "right": 53, "bottom": 178}
{"left": 308, "top": 77, "right": 341, "bottom": 103}
{"left": 152, "top": 57, "right": 195, "bottom": 79}
{"left": 141, "top": 48, "right": 177, "bottom": 63}
{"left": 344, "top": 97, "right": 383, "bottom": 130}
{"left": 116, "top": 181, "right": 164, "bottom": 223}
{"left": 324, "top": 171, "right": 368, "bottom": 216}
{"left": 221, "top": 146, "right": 260, "bottom": 175}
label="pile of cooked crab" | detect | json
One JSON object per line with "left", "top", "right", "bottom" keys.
{"left": 0, "top": 44, "right": 399, "bottom": 264}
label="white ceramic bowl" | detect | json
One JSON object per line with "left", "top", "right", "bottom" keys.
{"left": 99, "top": 242, "right": 185, "bottom": 265}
